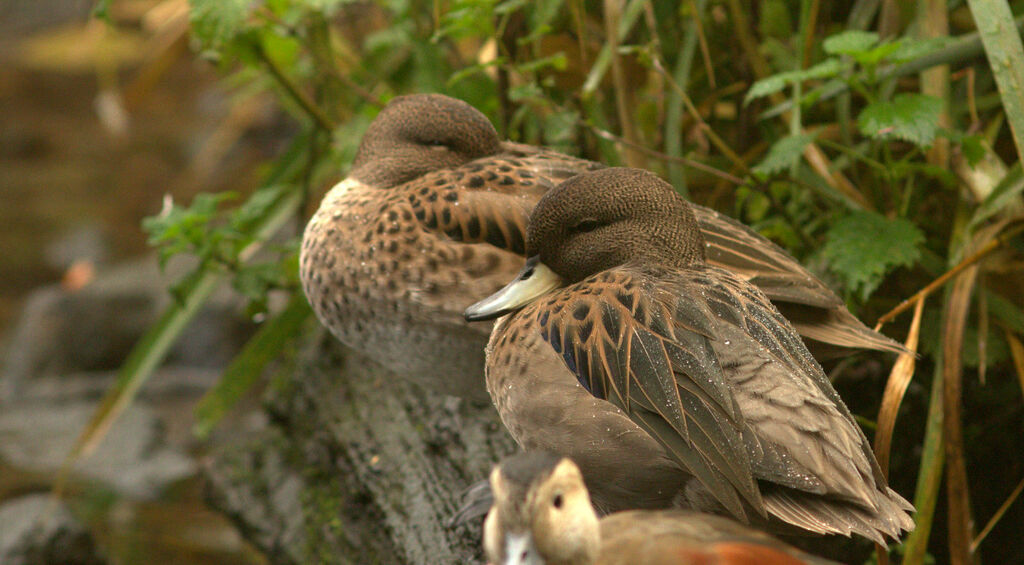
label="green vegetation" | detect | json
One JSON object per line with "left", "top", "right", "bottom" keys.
{"left": 79, "top": 1, "right": 1024, "bottom": 563}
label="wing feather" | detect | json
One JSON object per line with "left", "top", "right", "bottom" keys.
{"left": 537, "top": 271, "right": 763, "bottom": 519}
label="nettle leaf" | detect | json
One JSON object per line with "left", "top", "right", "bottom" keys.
{"left": 823, "top": 30, "right": 879, "bottom": 55}
{"left": 189, "top": 0, "right": 254, "bottom": 51}
{"left": 744, "top": 59, "right": 843, "bottom": 103}
{"left": 821, "top": 211, "right": 924, "bottom": 300}
{"left": 752, "top": 133, "right": 816, "bottom": 176}
{"left": 858, "top": 93, "right": 943, "bottom": 147}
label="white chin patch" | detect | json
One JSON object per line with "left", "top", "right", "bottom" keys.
{"left": 325, "top": 177, "right": 366, "bottom": 201}
{"left": 504, "top": 532, "right": 543, "bottom": 565}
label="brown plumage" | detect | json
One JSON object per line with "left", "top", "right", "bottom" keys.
{"left": 299, "top": 94, "right": 901, "bottom": 399}
{"left": 485, "top": 452, "right": 840, "bottom": 565}
{"left": 465, "top": 168, "right": 914, "bottom": 543}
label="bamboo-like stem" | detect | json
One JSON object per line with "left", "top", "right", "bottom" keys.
{"left": 604, "top": 0, "right": 647, "bottom": 169}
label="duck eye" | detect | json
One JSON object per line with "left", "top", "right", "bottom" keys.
{"left": 572, "top": 219, "right": 600, "bottom": 233}
{"left": 552, "top": 494, "right": 564, "bottom": 509}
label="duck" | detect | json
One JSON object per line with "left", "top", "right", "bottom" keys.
{"left": 485, "top": 451, "right": 840, "bottom": 565}
{"left": 299, "top": 94, "right": 901, "bottom": 399}
{"left": 464, "top": 168, "right": 914, "bottom": 543}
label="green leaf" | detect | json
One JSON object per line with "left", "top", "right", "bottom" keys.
{"left": 854, "top": 41, "right": 904, "bottom": 66}
{"left": 189, "top": 0, "right": 254, "bottom": 51}
{"left": 821, "top": 211, "right": 924, "bottom": 300}
{"left": 745, "top": 59, "right": 843, "bottom": 103}
{"left": 92, "top": 0, "right": 113, "bottom": 22}
{"left": 193, "top": 293, "right": 312, "bottom": 439}
{"left": 752, "top": 133, "right": 816, "bottom": 176}
{"left": 858, "top": 93, "right": 943, "bottom": 147}
{"left": 823, "top": 30, "right": 879, "bottom": 55}
{"left": 960, "top": 134, "right": 987, "bottom": 167}
{"left": 516, "top": 52, "right": 569, "bottom": 74}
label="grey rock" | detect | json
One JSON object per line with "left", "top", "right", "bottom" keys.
{"left": 44, "top": 223, "right": 110, "bottom": 271}
{"left": 1, "top": 256, "right": 255, "bottom": 401}
{"left": 0, "top": 400, "right": 195, "bottom": 498}
{"left": 0, "top": 494, "right": 105, "bottom": 565}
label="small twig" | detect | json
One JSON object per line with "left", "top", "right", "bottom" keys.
{"left": 972, "top": 472, "right": 1024, "bottom": 552}
{"left": 875, "top": 222, "right": 1024, "bottom": 327}
{"left": 255, "top": 41, "right": 337, "bottom": 132}
{"left": 585, "top": 123, "right": 745, "bottom": 185}
{"left": 650, "top": 56, "right": 750, "bottom": 174}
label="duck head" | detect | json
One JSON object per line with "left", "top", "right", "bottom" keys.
{"left": 465, "top": 167, "right": 706, "bottom": 321}
{"left": 484, "top": 452, "right": 600, "bottom": 565}
{"left": 350, "top": 94, "right": 502, "bottom": 188}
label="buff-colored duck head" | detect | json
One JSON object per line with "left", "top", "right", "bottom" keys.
{"left": 349, "top": 94, "right": 502, "bottom": 188}
{"left": 484, "top": 452, "right": 600, "bottom": 565}
{"left": 466, "top": 167, "right": 705, "bottom": 320}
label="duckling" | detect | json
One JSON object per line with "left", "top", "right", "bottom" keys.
{"left": 300, "top": 94, "right": 901, "bottom": 398}
{"left": 465, "top": 168, "right": 914, "bottom": 542}
{"left": 485, "top": 451, "right": 840, "bottom": 565}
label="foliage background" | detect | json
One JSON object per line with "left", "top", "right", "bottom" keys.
{"left": 79, "top": 0, "right": 1024, "bottom": 563}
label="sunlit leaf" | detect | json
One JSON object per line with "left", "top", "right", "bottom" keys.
{"left": 744, "top": 59, "right": 844, "bottom": 103}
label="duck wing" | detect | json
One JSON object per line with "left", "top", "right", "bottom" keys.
{"left": 528, "top": 269, "right": 762, "bottom": 522}
{"left": 530, "top": 266, "right": 912, "bottom": 537}
{"left": 691, "top": 205, "right": 907, "bottom": 356}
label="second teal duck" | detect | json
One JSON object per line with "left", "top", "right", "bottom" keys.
{"left": 465, "top": 168, "right": 914, "bottom": 543}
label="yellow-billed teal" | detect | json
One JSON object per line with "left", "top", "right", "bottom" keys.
{"left": 465, "top": 168, "right": 914, "bottom": 542}
{"left": 485, "top": 452, "right": 840, "bottom": 565}
{"left": 300, "top": 94, "right": 901, "bottom": 398}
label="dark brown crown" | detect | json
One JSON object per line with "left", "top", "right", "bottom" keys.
{"left": 526, "top": 167, "right": 706, "bottom": 282}
{"left": 350, "top": 94, "right": 502, "bottom": 187}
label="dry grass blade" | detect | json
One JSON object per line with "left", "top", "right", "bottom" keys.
{"left": 874, "top": 297, "right": 926, "bottom": 478}
{"left": 1007, "top": 329, "right": 1024, "bottom": 405}
{"left": 876, "top": 222, "right": 1024, "bottom": 327}
{"left": 972, "top": 474, "right": 1024, "bottom": 553}
{"left": 874, "top": 295, "right": 926, "bottom": 565}
{"left": 942, "top": 263, "right": 979, "bottom": 565}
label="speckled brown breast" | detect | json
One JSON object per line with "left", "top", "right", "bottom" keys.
{"left": 299, "top": 147, "right": 600, "bottom": 399}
